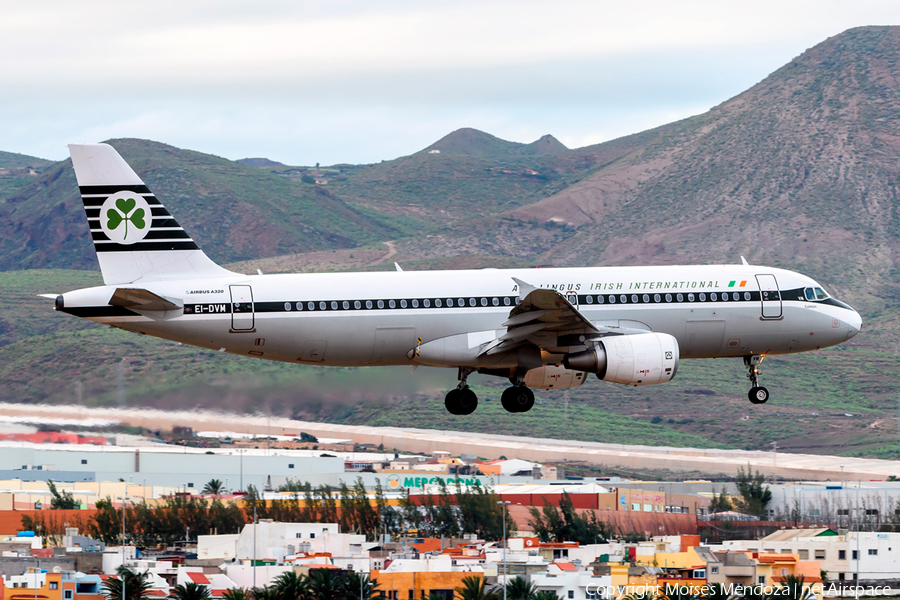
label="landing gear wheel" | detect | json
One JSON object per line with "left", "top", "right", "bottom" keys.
{"left": 749, "top": 386, "right": 769, "bottom": 404}
{"left": 501, "top": 386, "right": 535, "bottom": 413}
{"left": 445, "top": 387, "right": 478, "bottom": 415}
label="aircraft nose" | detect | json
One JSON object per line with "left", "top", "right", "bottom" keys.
{"left": 845, "top": 309, "right": 862, "bottom": 339}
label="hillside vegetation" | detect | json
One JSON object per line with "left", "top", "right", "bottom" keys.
{"left": 1, "top": 27, "right": 899, "bottom": 458}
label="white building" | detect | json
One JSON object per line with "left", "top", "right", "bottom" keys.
{"left": 721, "top": 529, "right": 900, "bottom": 583}
{"left": 530, "top": 562, "right": 612, "bottom": 600}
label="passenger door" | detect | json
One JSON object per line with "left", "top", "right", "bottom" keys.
{"left": 229, "top": 285, "right": 255, "bottom": 331}
{"left": 755, "top": 274, "right": 782, "bottom": 319}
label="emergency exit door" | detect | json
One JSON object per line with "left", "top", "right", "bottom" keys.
{"left": 230, "top": 285, "right": 255, "bottom": 330}
{"left": 755, "top": 274, "right": 782, "bottom": 319}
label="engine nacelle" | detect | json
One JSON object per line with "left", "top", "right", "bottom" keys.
{"left": 563, "top": 332, "right": 679, "bottom": 385}
{"left": 522, "top": 365, "right": 588, "bottom": 390}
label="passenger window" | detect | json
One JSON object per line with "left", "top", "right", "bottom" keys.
{"left": 665, "top": 294, "right": 672, "bottom": 302}
{"left": 597, "top": 295, "right": 605, "bottom": 304}
{"left": 377, "top": 300, "right": 384, "bottom": 309}
{"left": 436, "top": 299, "right": 443, "bottom": 307}
{"left": 411, "top": 299, "right": 418, "bottom": 308}
{"left": 815, "top": 287, "right": 827, "bottom": 300}
{"left": 424, "top": 299, "right": 431, "bottom": 307}
{"left": 585, "top": 295, "right": 593, "bottom": 304}
{"left": 503, "top": 297, "right": 511, "bottom": 306}
{"left": 492, "top": 297, "right": 499, "bottom": 306}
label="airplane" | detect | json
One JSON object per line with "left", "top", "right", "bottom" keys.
{"left": 50, "top": 143, "right": 862, "bottom": 415}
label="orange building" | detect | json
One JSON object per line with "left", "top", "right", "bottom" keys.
{"left": 0, "top": 571, "right": 104, "bottom": 600}
{"left": 373, "top": 559, "right": 479, "bottom": 600}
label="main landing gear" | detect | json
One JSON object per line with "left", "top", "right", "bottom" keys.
{"left": 744, "top": 355, "right": 770, "bottom": 404}
{"left": 444, "top": 368, "right": 537, "bottom": 414}
{"left": 445, "top": 368, "right": 478, "bottom": 415}
{"left": 501, "top": 371, "right": 535, "bottom": 413}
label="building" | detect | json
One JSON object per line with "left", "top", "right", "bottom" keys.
{"left": 530, "top": 562, "right": 611, "bottom": 600}
{"left": 372, "top": 555, "right": 481, "bottom": 600}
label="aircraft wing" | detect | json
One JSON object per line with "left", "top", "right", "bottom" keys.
{"left": 480, "top": 277, "right": 645, "bottom": 356}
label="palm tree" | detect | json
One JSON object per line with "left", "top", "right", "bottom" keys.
{"left": 622, "top": 592, "right": 668, "bottom": 600}
{"left": 169, "top": 583, "right": 211, "bottom": 600}
{"left": 250, "top": 586, "right": 276, "bottom": 600}
{"left": 533, "top": 593, "right": 559, "bottom": 600}
{"left": 776, "top": 575, "right": 813, "bottom": 600}
{"left": 506, "top": 576, "right": 538, "bottom": 600}
{"left": 202, "top": 479, "right": 225, "bottom": 495}
{"left": 306, "top": 569, "right": 346, "bottom": 600}
{"left": 455, "top": 576, "right": 499, "bottom": 600}
{"left": 222, "top": 589, "right": 251, "bottom": 600}
{"left": 343, "top": 572, "right": 379, "bottom": 600}
{"left": 703, "top": 583, "right": 731, "bottom": 600}
{"left": 102, "top": 567, "right": 153, "bottom": 600}
{"left": 270, "top": 571, "right": 310, "bottom": 600}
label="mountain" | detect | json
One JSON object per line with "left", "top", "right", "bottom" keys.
{"left": 0, "top": 139, "right": 414, "bottom": 270}
{"left": 423, "top": 128, "right": 568, "bottom": 157}
{"left": 395, "top": 26, "right": 900, "bottom": 321}
{"left": 237, "top": 157, "right": 286, "bottom": 167}
{"left": 0, "top": 150, "right": 53, "bottom": 170}
{"left": 2, "top": 27, "right": 900, "bottom": 460}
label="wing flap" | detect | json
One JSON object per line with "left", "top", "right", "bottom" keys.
{"left": 109, "top": 288, "right": 183, "bottom": 312}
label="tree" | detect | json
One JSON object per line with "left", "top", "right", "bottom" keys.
{"left": 169, "top": 583, "right": 211, "bottom": 600}
{"left": 735, "top": 465, "right": 772, "bottom": 517}
{"left": 455, "top": 576, "right": 498, "bottom": 600}
{"left": 221, "top": 589, "right": 250, "bottom": 600}
{"left": 505, "top": 576, "right": 537, "bottom": 600}
{"left": 102, "top": 567, "right": 153, "bottom": 600}
{"left": 270, "top": 571, "right": 309, "bottom": 600}
{"left": 48, "top": 480, "right": 79, "bottom": 509}
{"left": 533, "top": 593, "right": 559, "bottom": 600}
{"left": 306, "top": 569, "right": 345, "bottom": 600}
{"left": 703, "top": 583, "right": 731, "bottom": 600}
{"left": 775, "top": 575, "right": 813, "bottom": 600}
{"left": 708, "top": 488, "right": 732, "bottom": 514}
{"left": 527, "top": 493, "right": 609, "bottom": 544}
{"left": 89, "top": 498, "right": 124, "bottom": 545}
{"left": 344, "top": 572, "right": 379, "bottom": 600}
{"left": 202, "top": 479, "right": 225, "bottom": 495}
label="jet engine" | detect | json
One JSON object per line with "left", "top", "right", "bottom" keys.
{"left": 563, "top": 332, "right": 679, "bottom": 385}
{"left": 522, "top": 365, "right": 588, "bottom": 390}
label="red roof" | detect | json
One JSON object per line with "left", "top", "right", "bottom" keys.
{"left": 187, "top": 573, "right": 211, "bottom": 584}
{"left": 210, "top": 590, "right": 228, "bottom": 598}
{"left": 553, "top": 562, "right": 577, "bottom": 572}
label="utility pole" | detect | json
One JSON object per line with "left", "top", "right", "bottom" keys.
{"left": 497, "top": 500, "right": 511, "bottom": 600}
{"left": 253, "top": 504, "right": 258, "bottom": 589}
{"left": 118, "top": 496, "right": 131, "bottom": 600}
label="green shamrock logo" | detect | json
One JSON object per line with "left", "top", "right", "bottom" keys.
{"left": 106, "top": 197, "right": 147, "bottom": 240}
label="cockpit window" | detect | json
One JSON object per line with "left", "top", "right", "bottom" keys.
{"left": 805, "top": 288, "right": 815, "bottom": 301}
{"left": 815, "top": 287, "right": 828, "bottom": 300}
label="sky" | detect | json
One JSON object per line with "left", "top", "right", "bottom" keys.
{"left": 2, "top": 1, "right": 900, "bottom": 166}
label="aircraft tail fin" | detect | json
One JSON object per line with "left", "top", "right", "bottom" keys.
{"left": 68, "top": 143, "right": 236, "bottom": 285}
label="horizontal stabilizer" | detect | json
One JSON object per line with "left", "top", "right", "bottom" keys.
{"left": 37, "top": 294, "right": 59, "bottom": 300}
{"left": 109, "top": 288, "right": 183, "bottom": 312}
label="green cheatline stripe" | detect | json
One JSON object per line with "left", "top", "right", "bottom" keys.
{"left": 728, "top": 281, "right": 736, "bottom": 287}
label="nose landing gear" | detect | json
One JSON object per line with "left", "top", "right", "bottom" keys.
{"left": 445, "top": 367, "right": 478, "bottom": 415}
{"left": 744, "top": 355, "right": 769, "bottom": 404}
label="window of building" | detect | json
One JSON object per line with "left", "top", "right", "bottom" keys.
{"left": 758, "top": 576, "right": 766, "bottom": 585}
{"left": 644, "top": 504, "right": 653, "bottom": 512}
{"left": 781, "top": 568, "right": 789, "bottom": 576}
{"left": 81, "top": 459, "right": 87, "bottom": 465}
{"left": 866, "top": 509, "right": 879, "bottom": 516}
{"left": 693, "top": 569, "right": 706, "bottom": 578}
{"left": 839, "top": 550, "right": 846, "bottom": 560}
{"left": 780, "top": 549, "right": 793, "bottom": 554}
{"left": 813, "top": 549, "right": 826, "bottom": 559}
{"left": 65, "top": 590, "right": 73, "bottom": 599}
{"left": 187, "top": 483, "right": 193, "bottom": 488}
{"left": 838, "top": 509, "right": 850, "bottom": 516}
{"left": 852, "top": 550, "right": 858, "bottom": 560}
{"left": 288, "top": 464, "right": 294, "bottom": 468}
{"left": 711, "top": 566, "right": 719, "bottom": 575}
{"left": 587, "top": 591, "right": 596, "bottom": 600}
{"left": 808, "top": 509, "right": 820, "bottom": 516}
{"left": 408, "top": 590, "right": 414, "bottom": 600}
{"left": 798, "top": 550, "right": 809, "bottom": 559}
{"left": 568, "top": 591, "right": 574, "bottom": 599}
{"left": 49, "top": 583, "right": 58, "bottom": 590}
{"left": 632, "top": 503, "right": 640, "bottom": 511}
{"left": 868, "top": 549, "right": 878, "bottom": 556}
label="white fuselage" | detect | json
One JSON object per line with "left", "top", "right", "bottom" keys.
{"left": 60, "top": 264, "right": 861, "bottom": 369}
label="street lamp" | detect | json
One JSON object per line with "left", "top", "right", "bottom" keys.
{"left": 117, "top": 496, "right": 132, "bottom": 600}
{"left": 497, "top": 500, "right": 511, "bottom": 600}
{"left": 33, "top": 555, "right": 41, "bottom": 600}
